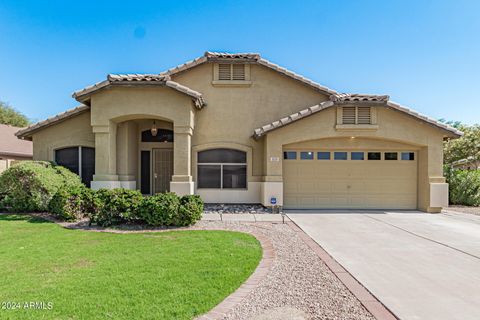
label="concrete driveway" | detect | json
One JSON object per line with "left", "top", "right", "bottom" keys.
{"left": 287, "top": 210, "right": 480, "bottom": 320}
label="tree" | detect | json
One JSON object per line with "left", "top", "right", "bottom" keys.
{"left": 443, "top": 121, "right": 480, "bottom": 169}
{"left": 0, "top": 100, "right": 30, "bottom": 127}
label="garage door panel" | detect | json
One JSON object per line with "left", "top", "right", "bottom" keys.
{"left": 283, "top": 149, "right": 417, "bottom": 209}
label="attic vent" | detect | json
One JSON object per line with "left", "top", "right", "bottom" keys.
{"left": 357, "top": 107, "right": 371, "bottom": 124}
{"left": 342, "top": 106, "right": 356, "bottom": 124}
{"left": 342, "top": 106, "right": 372, "bottom": 124}
{"left": 217, "top": 63, "right": 246, "bottom": 81}
{"left": 218, "top": 64, "right": 231, "bottom": 80}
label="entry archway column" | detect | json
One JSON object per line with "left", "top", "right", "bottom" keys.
{"left": 91, "top": 122, "right": 121, "bottom": 189}
{"left": 170, "top": 125, "right": 194, "bottom": 195}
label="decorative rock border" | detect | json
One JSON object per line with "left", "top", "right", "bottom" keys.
{"left": 287, "top": 221, "right": 398, "bottom": 320}
{"left": 196, "top": 231, "right": 275, "bottom": 320}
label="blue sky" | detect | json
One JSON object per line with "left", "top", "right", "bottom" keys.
{"left": 0, "top": 0, "right": 478, "bottom": 124}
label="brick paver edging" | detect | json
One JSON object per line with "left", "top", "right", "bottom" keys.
{"left": 196, "top": 230, "right": 275, "bottom": 320}
{"left": 287, "top": 221, "right": 398, "bottom": 320}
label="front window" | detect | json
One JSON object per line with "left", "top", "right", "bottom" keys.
{"left": 141, "top": 129, "right": 173, "bottom": 142}
{"left": 197, "top": 149, "right": 247, "bottom": 189}
{"left": 55, "top": 146, "right": 95, "bottom": 187}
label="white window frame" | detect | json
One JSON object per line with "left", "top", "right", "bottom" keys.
{"left": 197, "top": 149, "right": 247, "bottom": 189}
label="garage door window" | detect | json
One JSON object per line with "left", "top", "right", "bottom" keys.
{"left": 300, "top": 152, "right": 314, "bottom": 160}
{"left": 385, "top": 152, "right": 398, "bottom": 160}
{"left": 334, "top": 152, "right": 348, "bottom": 160}
{"left": 367, "top": 152, "right": 381, "bottom": 160}
{"left": 283, "top": 151, "right": 297, "bottom": 160}
{"left": 401, "top": 152, "right": 415, "bottom": 160}
{"left": 351, "top": 152, "right": 364, "bottom": 160}
{"left": 317, "top": 152, "right": 330, "bottom": 160}
{"left": 197, "top": 149, "right": 247, "bottom": 189}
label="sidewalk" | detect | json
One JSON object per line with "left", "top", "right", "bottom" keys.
{"left": 202, "top": 213, "right": 289, "bottom": 223}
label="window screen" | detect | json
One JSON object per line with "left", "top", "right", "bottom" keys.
{"left": 197, "top": 149, "right": 247, "bottom": 189}
{"left": 55, "top": 147, "right": 79, "bottom": 175}
{"left": 81, "top": 147, "right": 95, "bottom": 187}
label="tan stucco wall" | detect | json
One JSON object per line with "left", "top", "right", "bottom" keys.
{"left": 263, "top": 106, "right": 446, "bottom": 211}
{"left": 172, "top": 63, "right": 330, "bottom": 178}
{"left": 28, "top": 60, "right": 449, "bottom": 211}
{"left": 31, "top": 111, "right": 94, "bottom": 161}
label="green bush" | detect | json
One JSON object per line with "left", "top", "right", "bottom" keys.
{"left": 89, "top": 189, "right": 143, "bottom": 227}
{"left": 444, "top": 166, "right": 480, "bottom": 206}
{"left": 48, "top": 185, "right": 86, "bottom": 221}
{"left": 138, "top": 192, "right": 180, "bottom": 226}
{"left": 176, "top": 195, "right": 204, "bottom": 226}
{"left": 0, "top": 161, "right": 83, "bottom": 212}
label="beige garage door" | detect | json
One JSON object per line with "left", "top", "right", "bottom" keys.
{"left": 283, "top": 150, "right": 417, "bottom": 209}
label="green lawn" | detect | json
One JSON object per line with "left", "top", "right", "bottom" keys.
{"left": 0, "top": 215, "right": 262, "bottom": 319}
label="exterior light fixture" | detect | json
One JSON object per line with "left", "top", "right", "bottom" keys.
{"left": 351, "top": 136, "right": 355, "bottom": 139}
{"left": 151, "top": 121, "right": 158, "bottom": 136}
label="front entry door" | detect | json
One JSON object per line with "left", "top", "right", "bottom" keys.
{"left": 153, "top": 149, "right": 173, "bottom": 194}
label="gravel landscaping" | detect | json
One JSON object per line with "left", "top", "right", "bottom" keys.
{"left": 204, "top": 204, "right": 272, "bottom": 214}
{"left": 446, "top": 205, "right": 480, "bottom": 216}
{"left": 192, "top": 221, "right": 374, "bottom": 320}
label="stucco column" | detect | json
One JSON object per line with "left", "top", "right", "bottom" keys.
{"left": 170, "top": 125, "right": 194, "bottom": 195}
{"left": 116, "top": 121, "right": 138, "bottom": 190}
{"left": 418, "top": 142, "right": 448, "bottom": 213}
{"left": 261, "top": 135, "right": 284, "bottom": 207}
{"left": 91, "top": 122, "right": 121, "bottom": 190}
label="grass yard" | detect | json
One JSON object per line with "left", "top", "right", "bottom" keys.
{"left": 0, "top": 215, "right": 262, "bottom": 319}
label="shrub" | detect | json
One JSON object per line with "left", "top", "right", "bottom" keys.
{"left": 444, "top": 166, "right": 480, "bottom": 206}
{"left": 48, "top": 185, "right": 86, "bottom": 221}
{"left": 89, "top": 189, "right": 143, "bottom": 227}
{"left": 0, "top": 161, "right": 83, "bottom": 212}
{"left": 175, "top": 195, "right": 204, "bottom": 226}
{"left": 138, "top": 192, "right": 180, "bottom": 226}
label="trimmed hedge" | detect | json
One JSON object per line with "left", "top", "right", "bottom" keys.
{"left": 86, "top": 189, "right": 204, "bottom": 227}
{"left": 0, "top": 161, "right": 83, "bottom": 212}
{"left": 0, "top": 161, "right": 204, "bottom": 226}
{"left": 444, "top": 166, "right": 480, "bottom": 206}
{"left": 89, "top": 189, "right": 143, "bottom": 227}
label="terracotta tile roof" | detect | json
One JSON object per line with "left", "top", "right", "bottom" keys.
{"left": 330, "top": 93, "right": 390, "bottom": 104}
{"left": 253, "top": 94, "right": 463, "bottom": 139}
{"left": 72, "top": 74, "right": 206, "bottom": 109}
{"left": 160, "top": 52, "right": 338, "bottom": 95}
{"left": 0, "top": 124, "right": 33, "bottom": 157}
{"left": 15, "top": 105, "right": 90, "bottom": 140}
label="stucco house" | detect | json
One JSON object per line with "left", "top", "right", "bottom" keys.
{"left": 16, "top": 52, "right": 462, "bottom": 212}
{"left": 0, "top": 124, "right": 32, "bottom": 173}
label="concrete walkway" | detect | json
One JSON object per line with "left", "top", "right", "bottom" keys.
{"left": 202, "top": 213, "right": 288, "bottom": 223}
{"left": 288, "top": 210, "right": 480, "bottom": 320}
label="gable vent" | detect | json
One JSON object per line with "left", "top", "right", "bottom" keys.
{"left": 218, "top": 64, "right": 232, "bottom": 80}
{"left": 232, "top": 64, "right": 246, "bottom": 80}
{"left": 217, "top": 63, "right": 246, "bottom": 81}
{"left": 342, "top": 106, "right": 356, "bottom": 124}
{"left": 357, "top": 107, "right": 371, "bottom": 124}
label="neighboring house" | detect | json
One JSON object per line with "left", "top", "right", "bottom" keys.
{"left": 16, "top": 52, "right": 462, "bottom": 212}
{"left": 452, "top": 157, "right": 479, "bottom": 170}
{"left": 0, "top": 124, "right": 33, "bottom": 172}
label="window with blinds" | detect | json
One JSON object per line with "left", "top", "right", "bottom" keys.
{"left": 217, "top": 63, "right": 246, "bottom": 81}
{"left": 342, "top": 106, "right": 372, "bottom": 124}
